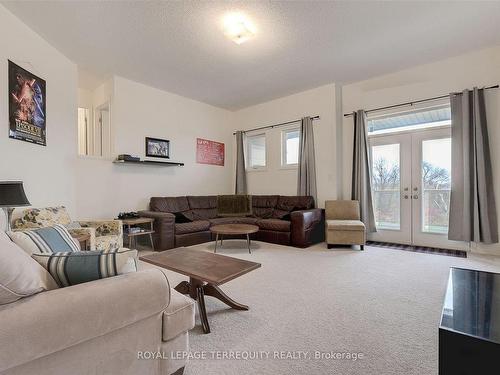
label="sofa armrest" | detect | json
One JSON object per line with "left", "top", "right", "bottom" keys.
{"left": 138, "top": 210, "right": 176, "bottom": 250}
{"left": 78, "top": 219, "right": 123, "bottom": 238}
{"left": 290, "top": 208, "right": 325, "bottom": 248}
{"left": 0, "top": 269, "right": 170, "bottom": 373}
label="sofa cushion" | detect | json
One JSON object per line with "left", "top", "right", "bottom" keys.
{"left": 187, "top": 196, "right": 218, "bottom": 220}
{"left": 256, "top": 219, "right": 291, "bottom": 232}
{"left": 9, "top": 224, "right": 81, "bottom": 255}
{"left": 236, "top": 217, "right": 259, "bottom": 225}
{"left": 11, "top": 206, "right": 72, "bottom": 230}
{"left": 173, "top": 212, "right": 192, "bottom": 223}
{"left": 273, "top": 196, "right": 315, "bottom": 218}
{"left": 162, "top": 289, "right": 195, "bottom": 341}
{"left": 209, "top": 217, "right": 240, "bottom": 226}
{"left": 175, "top": 220, "right": 211, "bottom": 235}
{"left": 326, "top": 219, "right": 366, "bottom": 231}
{"left": 251, "top": 195, "right": 279, "bottom": 218}
{"left": 32, "top": 248, "right": 138, "bottom": 287}
{"left": 150, "top": 197, "right": 189, "bottom": 213}
{"left": 0, "top": 231, "right": 58, "bottom": 305}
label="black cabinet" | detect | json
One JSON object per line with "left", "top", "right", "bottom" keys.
{"left": 439, "top": 267, "right": 500, "bottom": 375}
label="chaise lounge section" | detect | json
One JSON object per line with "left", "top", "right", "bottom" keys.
{"left": 139, "top": 195, "right": 325, "bottom": 251}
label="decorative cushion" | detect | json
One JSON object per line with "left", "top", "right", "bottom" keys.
{"left": 12, "top": 206, "right": 72, "bottom": 230}
{"left": 0, "top": 231, "right": 58, "bottom": 305}
{"left": 174, "top": 212, "right": 192, "bottom": 223}
{"left": 32, "top": 248, "right": 138, "bottom": 287}
{"left": 8, "top": 224, "right": 80, "bottom": 255}
{"left": 256, "top": 219, "right": 291, "bottom": 232}
{"left": 175, "top": 220, "right": 211, "bottom": 235}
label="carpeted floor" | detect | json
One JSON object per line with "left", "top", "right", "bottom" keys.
{"left": 143, "top": 241, "right": 500, "bottom": 375}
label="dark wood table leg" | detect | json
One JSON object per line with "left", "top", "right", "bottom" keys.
{"left": 174, "top": 277, "right": 249, "bottom": 334}
{"left": 204, "top": 284, "right": 249, "bottom": 310}
{"left": 214, "top": 233, "right": 218, "bottom": 253}
{"left": 174, "top": 280, "right": 190, "bottom": 295}
{"left": 196, "top": 286, "right": 210, "bottom": 333}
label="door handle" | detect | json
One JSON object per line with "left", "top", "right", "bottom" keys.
{"left": 413, "top": 194, "right": 419, "bottom": 199}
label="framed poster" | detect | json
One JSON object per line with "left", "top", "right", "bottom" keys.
{"left": 8, "top": 60, "right": 46, "bottom": 146}
{"left": 196, "top": 138, "right": 225, "bottom": 166}
{"left": 145, "top": 137, "right": 170, "bottom": 158}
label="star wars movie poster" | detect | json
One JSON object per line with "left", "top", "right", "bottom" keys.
{"left": 9, "top": 60, "right": 46, "bottom": 146}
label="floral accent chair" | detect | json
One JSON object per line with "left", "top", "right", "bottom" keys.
{"left": 11, "top": 206, "right": 123, "bottom": 251}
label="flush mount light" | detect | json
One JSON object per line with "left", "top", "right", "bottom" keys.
{"left": 223, "top": 12, "right": 256, "bottom": 45}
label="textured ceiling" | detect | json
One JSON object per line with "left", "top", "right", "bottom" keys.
{"left": 3, "top": 1, "right": 500, "bottom": 110}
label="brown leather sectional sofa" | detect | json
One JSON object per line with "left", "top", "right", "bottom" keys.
{"left": 139, "top": 195, "right": 325, "bottom": 250}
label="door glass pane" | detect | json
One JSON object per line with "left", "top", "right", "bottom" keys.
{"left": 371, "top": 144, "right": 400, "bottom": 230}
{"left": 421, "top": 138, "right": 451, "bottom": 234}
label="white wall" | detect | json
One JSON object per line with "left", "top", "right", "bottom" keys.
{"left": 0, "top": 5, "right": 78, "bottom": 227}
{"left": 233, "top": 84, "right": 338, "bottom": 208}
{"left": 74, "top": 76, "right": 235, "bottom": 219}
{"left": 341, "top": 46, "right": 500, "bottom": 255}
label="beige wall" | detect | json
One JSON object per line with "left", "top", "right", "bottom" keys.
{"left": 74, "top": 76, "right": 235, "bottom": 219}
{"left": 0, "top": 5, "right": 78, "bottom": 228}
{"left": 233, "top": 84, "right": 338, "bottom": 208}
{"left": 341, "top": 46, "right": 500, "bottom": 255}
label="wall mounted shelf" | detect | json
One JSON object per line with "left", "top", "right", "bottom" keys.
{"left": 113, "top": 159, "right": 184, "bottom": 167}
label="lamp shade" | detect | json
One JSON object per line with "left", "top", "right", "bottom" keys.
{"left": 0, "top": 181, "right": 30, "bottom": 207}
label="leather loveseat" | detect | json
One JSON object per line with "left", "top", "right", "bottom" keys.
{"left": 139, "top": 195, "right": 325, "bottom": 251}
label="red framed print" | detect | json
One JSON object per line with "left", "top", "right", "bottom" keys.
{"left": 196, "top": 138, "right": 224, "bottom": 166}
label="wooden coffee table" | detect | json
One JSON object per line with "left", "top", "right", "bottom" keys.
{"left": 140, "top": 248, "right": 261, "bottom": 334}
{"left": 210, "top": 224, "right": 259, "bottom": 254}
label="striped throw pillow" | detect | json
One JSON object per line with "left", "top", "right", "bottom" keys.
{"left": 9, "top": 224, "right": 80, "bottom": 255}
{"left": 32, "top": 248, "right": 138, "bottom": 287}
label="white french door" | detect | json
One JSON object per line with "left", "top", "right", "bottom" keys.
{"left": 368, "top": 128, "right": 466, "bottom": 250}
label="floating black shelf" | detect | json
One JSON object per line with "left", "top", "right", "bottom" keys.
{"left": 113, "top": 159, "right": 184, "bottom": 167}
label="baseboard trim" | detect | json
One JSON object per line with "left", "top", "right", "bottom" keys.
{"left": 366, "top": 241, "right": 467, "bottom": 258}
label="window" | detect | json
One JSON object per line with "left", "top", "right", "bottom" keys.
{"left": 281, "top": 128, "right": 300, "bottom": 166}
{"left": 246, "top": 133, "right": 266, "bottom": 169}
{"left": 367, "top": 104, "right": 451, "bottom": 136}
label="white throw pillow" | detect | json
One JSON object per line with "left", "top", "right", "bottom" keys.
{"left": 8, "top": 224, "right": 80, "bottom": 255}
{"left": 0, "top": 231, "right": 58, "bottom": 305}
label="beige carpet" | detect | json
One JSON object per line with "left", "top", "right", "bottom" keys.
{"left": 146, "top": 241, "right": 500, "bottom": 375}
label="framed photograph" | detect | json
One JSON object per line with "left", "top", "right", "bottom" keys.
{"left": 8, "top": 60, "right": 47, "bottom": 146}
{"left": 145, "top": 137, "right": 170, "bottom": 159}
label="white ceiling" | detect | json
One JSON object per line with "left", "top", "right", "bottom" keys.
{"left": 3, "top": 1, "right": 500, "bottom": 110}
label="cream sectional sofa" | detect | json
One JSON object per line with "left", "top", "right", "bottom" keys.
{"left": 0, "top": 230, "right": 195, "bottom": 375}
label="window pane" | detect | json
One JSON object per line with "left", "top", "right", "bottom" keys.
{"left": 248, "top": 134, "right": 266, "bottom": 168}
{"left": 368, "top": 106, "right": 450, "bottom": 135}
{"left": 371, "top": 144, "right": 400, "bottom": 230}
{"left": 285, "top": 130, "right": 299, "bottom": 165}
{"left": 422, "top": 138, "right": 451, "bottom": 234}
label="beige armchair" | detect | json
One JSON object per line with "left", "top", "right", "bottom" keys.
{"left": 11, "top": 206, "right": 123, "bottom": 251}
{"left": 325, "top": 200, "right": 365, "bottom": 250}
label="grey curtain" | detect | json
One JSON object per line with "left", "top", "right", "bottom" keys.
{"left": 297, "top": 116, "right": 317, "bottom": 205}
{"left": 352, "top": 110, "right": 377, "bottom": 232}
{"left": 235, "top": 130, "right": 247, "bottom": 194}
{"left": 448, "top": 88, "right": 498, "bottom": 243}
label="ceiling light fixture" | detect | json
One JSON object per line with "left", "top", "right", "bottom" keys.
{"left": 223, "top": 12, "right": 256, "bottom": 45}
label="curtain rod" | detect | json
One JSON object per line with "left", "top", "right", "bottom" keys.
{"left": 343, "top": 85, "right": 499, "bottom": 118}
{"left": 233, "top": 115, "right": 320, "bottom": 135}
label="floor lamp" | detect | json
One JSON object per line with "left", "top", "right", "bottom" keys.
{"left": 0, "top": 181, "right": 30, "bottom": 232}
